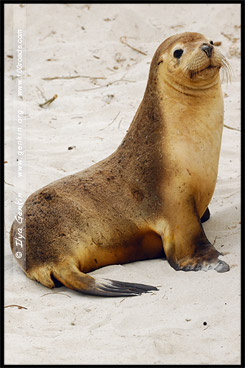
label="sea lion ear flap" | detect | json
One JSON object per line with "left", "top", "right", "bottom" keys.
{"left": 157, "top": 59, "right": 163, "bottom": 66}
{"left": 213, "top": 41, "right": 222, "bottom": 46}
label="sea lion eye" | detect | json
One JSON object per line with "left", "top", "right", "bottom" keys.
{"left": 173, "top": 49, "right": 183, "bottom": 59}
{"left": 210, "top": 40, "right": 214, "bottom": 45}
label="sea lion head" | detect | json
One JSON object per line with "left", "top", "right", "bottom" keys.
{"left": 154, "top": 32, "right": 230, "bottom": 88}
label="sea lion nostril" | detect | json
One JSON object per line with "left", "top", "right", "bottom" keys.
{"left": 201, "top": 44, "right": 213, "bottom": 58}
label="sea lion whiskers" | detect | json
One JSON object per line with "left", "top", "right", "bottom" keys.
{"left": 182, "top": 44, "right": 230, "bottom": 84}
{"left": 220, "top": 53, "right": 232, "bottom": 84}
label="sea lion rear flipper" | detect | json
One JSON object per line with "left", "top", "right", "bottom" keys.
{"left": 200, "top": 207, "right": 210, "bottom": 223}
{"left": 91, "top": 279, "right": 159, "bottom": 297}
{"left": 52, "top": 263, "right": 158, "bottom": 297}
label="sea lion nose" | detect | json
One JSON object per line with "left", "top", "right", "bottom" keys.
{"left": 201, "top": 44, "right": 213, "bottom": 58}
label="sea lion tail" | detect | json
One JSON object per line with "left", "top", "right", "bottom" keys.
{"left": 52, "top": 263, "right": 158, "bottom": 297}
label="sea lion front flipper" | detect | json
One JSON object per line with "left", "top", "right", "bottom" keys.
{"left": 165, "top": 235, "right": 230, "bottom": 273}
{"left": 161, "top": 206, "right": 229, "bottom": 273}
{"left": 213, "top": 260, "right": 230, "bottom": 273}
{"left": 52, "top": 263, "right": 158, "bottom": 297}
{"left": 200, "top": 207, "right": 210, "bottom": 223}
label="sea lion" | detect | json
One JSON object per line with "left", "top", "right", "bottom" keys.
{"left": 10, "top": 32, "right": 230, "bottom": 297}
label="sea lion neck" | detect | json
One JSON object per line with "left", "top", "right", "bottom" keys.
{"left": 159, "top": 71, "right": 221, "bottom": 97}
{"left": 108, "top": 69, "right": 164, "bottom": 210}
{"left": 115, "top": 73, "right": 163, "bottom": 166}
{"left": 117, "top": 60, "right": 162, "bottom": 154}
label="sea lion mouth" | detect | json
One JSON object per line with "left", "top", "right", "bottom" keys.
{"left": 189, "top": 64, "right": 220, "bottom": 79}
{"left": 186, "top": 50, "right": 231, "bottom": 83}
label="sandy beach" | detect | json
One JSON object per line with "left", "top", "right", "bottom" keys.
{"left": 4, "top": 3, "right": 241, "bottom": 365}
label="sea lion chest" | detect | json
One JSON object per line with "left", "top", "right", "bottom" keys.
{"left": 158, "top": 85, "right": 224, "bottom": 214}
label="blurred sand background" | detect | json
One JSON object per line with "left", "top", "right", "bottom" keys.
{"left": 4, "top": 3, "right": 241, "bottom": 365}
